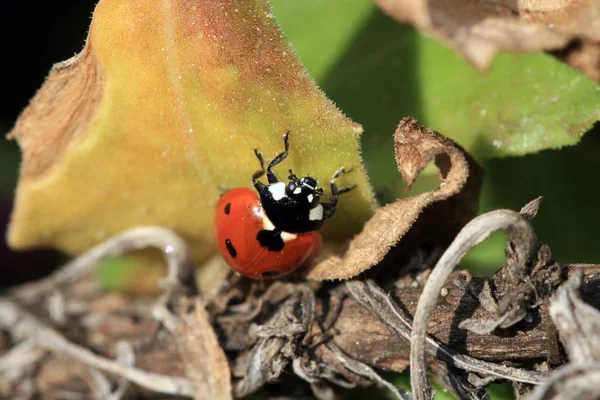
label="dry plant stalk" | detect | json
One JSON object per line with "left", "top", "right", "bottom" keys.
{"left": 1, "top": 222, "right": 600, "bottom": 399}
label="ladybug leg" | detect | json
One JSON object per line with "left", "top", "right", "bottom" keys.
{"left": 265, "top": 131, "right": 290, "bottom": 184}
{"left": 252, "top": 148, "right": 267, "bottom": 191}
{"left": 321, "top": 201, "right": 337, "bottom": 220}
{"left": 330, "top": 167, "right": 357, "bottom": 200}
{"left": 321, "top": 167, "right": 357, "bottom": 220}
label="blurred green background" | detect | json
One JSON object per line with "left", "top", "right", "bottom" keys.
{"left": 2, "top": 0, "right": 599, "bottom": 283}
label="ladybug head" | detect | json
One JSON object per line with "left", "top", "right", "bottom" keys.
{"left": 286, "top": 171, "right": 323, "bottom": 207}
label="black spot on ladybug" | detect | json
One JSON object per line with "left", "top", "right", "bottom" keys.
{"left": 225, "top": 239, "right": 237, "bottom": 258}
{"left": 256, "top": 230, "right": 284, "bottom": 251}
{"left": 224, "top": 203, "right": 231, "bottom": 215}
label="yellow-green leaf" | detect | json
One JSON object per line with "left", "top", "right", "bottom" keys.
{"left": 7, "top": 0, "right": 376, "bottom": 262}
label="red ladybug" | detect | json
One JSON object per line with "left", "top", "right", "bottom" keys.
{"left": 214, "top": 131, "right": 355, "bottom": 279}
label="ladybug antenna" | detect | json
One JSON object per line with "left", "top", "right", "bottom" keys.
{"left": 288, "top": 169, "right": 299, "bottom": 181}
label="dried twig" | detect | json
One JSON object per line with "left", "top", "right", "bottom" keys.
{"left": 87, "top": 368, "right": 115, "bottom": 400}
{"left": 0, "top": 298, "right": 194, "bottom": 397}
{"left": 0, "top": 339, "right": 45, "bottom": 385}
{"left": 408, "top": 210, "right": 537, "bottom": 400}
{"left": 111, "top": 342, "right": 135, "bottom": 400}
{"left": 233, "top": 287, "right": 315, "bottom": 397}
{"left": 13, "top": 226, "right": 196, "bottom": 301}
{"left": 325, "top": 342, "right": 410, "bottom": 400}
{"left": 527, "top": 362, "right": 600, "bottom": 400}
{"left": 347, "top": 280, "right": 548, "bottom": 385}
{"left": 549, "top": 271, "right": 600, "bottom": 363}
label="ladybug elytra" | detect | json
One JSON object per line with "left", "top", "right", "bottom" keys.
{"left": 214, "top": 131, "right": 355, "bottom": 279}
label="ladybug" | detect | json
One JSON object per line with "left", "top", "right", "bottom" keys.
{"left": 214, "top": 131, "right": 355, "bottom": 279}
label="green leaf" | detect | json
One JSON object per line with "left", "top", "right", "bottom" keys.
{"left": 271, "top": 0, "right": 600, "bottom": 272}
{"left": 265, "top": 0, "right": 373, "bottom": 83}
{"left": 271, "top": 0, "right": 599, "bottom": 198}
{"left": 419, "top": 49, "right": 600, "bottom": 159}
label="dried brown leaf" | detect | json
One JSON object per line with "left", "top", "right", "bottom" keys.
{"left": 174, "top": 300, "right": 232, "bottom": 400}
{"left": 8, "top": 49, "right": 103, "bottom": 179}
{"left": 306, "top": 117, "right": 482, "bottom": 280}
{"left": 552, "top": 39, "right": 600, "bottom": 82}
{"left": 550, "top": 271, "right": 600, "bottom": 364}
{"left": 519, "top": 196, "right": 543, "bottom": 221}
{"left": 374, "top": 0, "right": 600, "bottom": 77}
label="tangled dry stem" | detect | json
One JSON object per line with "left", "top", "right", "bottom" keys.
{"left": 0, "top": 213, "right": 598, "bottom": 399}
{"left": 409, "top": 209, "right": 537, "bottom": 400}
{"left": 3, "top": 226, "right": 197, "bottom": 398}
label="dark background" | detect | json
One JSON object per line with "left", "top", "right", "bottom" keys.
{"left": 1, "top": 1, "right": 97, "bottom": 285}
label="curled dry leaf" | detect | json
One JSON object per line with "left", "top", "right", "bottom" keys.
{"left": 306, "top": 117, "right": 482, "bottom": 280}
{"left": 374, "top": 0, "right": 600, "bottom": 78}
{"left": 7, "top": 0, "right": 376, "bottom": 261}
{"left": 519, "top": 196, "right": 543, "bottom": 222}
{"left": 174, "top": 300, "right": 232, "bottom": 400}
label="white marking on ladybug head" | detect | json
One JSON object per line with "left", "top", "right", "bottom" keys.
{"left": 307, "top": 194, "right": 314, "bottom": 203}
{"left": 280, "top": 231, "right": 297, "bottom": 242}
{"left": 293, "top": 187, "right": 302, "bottom": 195}
{"left": 309, "top": 204, "right": 324, "bottom": 221}
{"left": 268, "top": 182, "right": 287, "bottom": 201}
